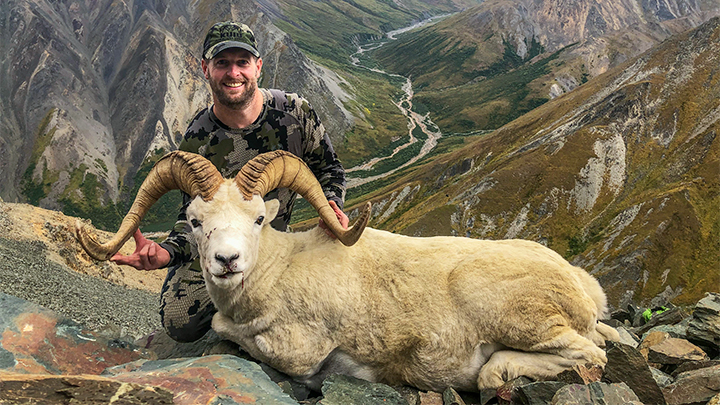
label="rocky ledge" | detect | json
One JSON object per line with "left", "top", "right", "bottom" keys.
{"left": 0, "top": 291, "right": 718, "bottom": 404}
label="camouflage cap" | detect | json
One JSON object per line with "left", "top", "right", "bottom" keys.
{"left": 203, "top": 21, "right": 260, "bottom": 60}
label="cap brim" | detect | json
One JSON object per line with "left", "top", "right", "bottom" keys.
{"left": 205, "top": 41, "right": 260, "bottom": 59}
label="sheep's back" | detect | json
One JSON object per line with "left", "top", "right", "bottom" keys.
{"left": 346, "top": 230, "right": 602, "bottom": 347}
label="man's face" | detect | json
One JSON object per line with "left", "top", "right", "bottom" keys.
{"left": 202, "top": 48, "right": 262, "bottom": 110}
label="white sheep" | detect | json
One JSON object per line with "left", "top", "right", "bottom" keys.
{"left": 77, "top": 150, "right": 620, "bottom": 392}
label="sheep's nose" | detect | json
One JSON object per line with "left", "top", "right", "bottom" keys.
{"left": 215, "top": 253, "right": 239, "bottom": 266}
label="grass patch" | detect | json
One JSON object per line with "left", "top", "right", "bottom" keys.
{"left": 351, "top": 141, "right": 423, "bottom": 178}
{"left": 411, "top": 49, "right": 559, "bottom": 133}
{"left": 59, "top": 164, "right": 123, "bottom": 231}
{"left": 22, "top": 108, "right": 59, "bottom": 204}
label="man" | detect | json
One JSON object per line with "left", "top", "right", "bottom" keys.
{"left": 111, "top": 21, "right": 349, "bottom": 342}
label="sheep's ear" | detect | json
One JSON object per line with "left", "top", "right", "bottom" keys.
{"left": 264, "top": 199, "right": 280, "bottom": 223}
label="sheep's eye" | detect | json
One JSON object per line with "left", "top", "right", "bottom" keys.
{"left": 190, "top": 219, "right": 202, "bottom": 228}
{"left": 255, "top": 216, "right": 264, "bottom": 225}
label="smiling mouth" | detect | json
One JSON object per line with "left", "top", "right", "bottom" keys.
{"left": 224, "top": 82, "right": 244, "bottom": 88}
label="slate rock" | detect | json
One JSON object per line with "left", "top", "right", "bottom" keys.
{"left": 686, "top": 293, "right": 720, "bottom": 356}
{"left": 647, "top": 338, "right": 707, "bottom": 365}
{"left": 638, "top": 330, "right": 671, "bottom": 361}
{"left": 0, "top": 372, "right": 174, "bottom": 404}
{"left": 610, "top": 308, "right": 633, "bottom": 325}
{"left": 318, "top": 374, "right": 409, "bottom": 405}
{"left": 478, "top": 387, "right": 498, "bottom": 405}
{"left": 103, "top": 354, "right": 298, "bottom": 405}
{"left": 496, "top": 376, "right": 532, "bottom": 403}
{"left": 662, "top": 364, "right": 720, "bottom": 405}
{"left": 0, "top": 292, "right": 154, "bottom": 375}
{"left": 671, "top": 360, "right": 720, "bottom": 377}
{"left": 442, "top": 387, "right": 467, "bottom": 405}
{"left": 603, "top": 341, "right": 665, "bottom": 405}
{"left": 555, "top": 364, "right": 603, "bottom": 385}
{"left": 418, "top": 390, "right": 443, "bottom": 405}
{"left": 616, "top": 326, "right": 641, "bottom": 347}
{"left": 394, "top": 385, "right": 422, "bottom": 405}
{"left": 650, "top": 367, "right": 674, "bottom": 388}
{"left": 551, "top": 382, "right": 644, "bottom": 404}
{"left": 260, "top": 362, "right": 314, "bottom": 402}
{"left": 512, "top": 381, "right": 567, "bottom": 405}
{"left": 641, "top": 321, "right": 690, "bottom": 341}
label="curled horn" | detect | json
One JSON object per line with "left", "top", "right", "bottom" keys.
{"left": 76, "top": 151, "right": 224, "bottom": 261}
{"left": 235, "top": 151, "right": 370, "bottom": 246}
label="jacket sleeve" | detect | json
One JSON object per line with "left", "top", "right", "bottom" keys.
{"left": 298, "top": 98, "right": 347, "bottom": 209}
{"left": 158, "top": 192, "right": 196, "bottom": 268}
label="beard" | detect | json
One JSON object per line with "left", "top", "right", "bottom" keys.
{"left": 209, "top": 77, "right": 258, "bottom": 110}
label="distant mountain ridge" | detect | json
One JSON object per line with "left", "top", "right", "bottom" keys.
{"left": 358, "top": 17, "right": 720, "bottom": 307}
{"left": 374, "top": 0, "right": 720, "bottom": 133}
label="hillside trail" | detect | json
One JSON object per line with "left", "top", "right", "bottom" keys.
{"left": 345, "top": 16, "right": 448, "bottom": 189}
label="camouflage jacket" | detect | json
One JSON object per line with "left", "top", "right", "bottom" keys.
{"left": 159, "top": 88, "right": 346, "bottom": 268}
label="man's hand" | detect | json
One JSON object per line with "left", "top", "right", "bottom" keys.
{"left": 318, "top": 200, "right": 349, "bottom": 239}
{"left": 110, "top": 229, "right": 171, "bottom": 270}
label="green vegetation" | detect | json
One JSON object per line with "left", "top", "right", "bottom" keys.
{"left": 59, "top": 164, "right": 123, "bottom": 231}
{"left": 418, "top": 130, "right": 490, "bottom": 163}
{"left": 334, "top": 66, "right": 410, "bottom": 167}
{"left": 22, "top": 109, "right": 59, "bottom": 205}
{"left": 271, "top": 0, "right": 459, "bottom": 67}
{"left": 565, "top": 227, "right": 603, "bottom": 258}
{"left": 411, "top": 49, "right": 558, "bottom": 133}
{"left": 369, "top": 12, "right": 558, "bottom": 134}
{"left": 287, "top": 197, "right": 314, "bottom": 225}
{"left": 352, "top": 141, "right": 423, "bottom": 178}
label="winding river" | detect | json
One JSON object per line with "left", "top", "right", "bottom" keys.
{"left": 345, "top": 16, "right": 448, "bottom": 189}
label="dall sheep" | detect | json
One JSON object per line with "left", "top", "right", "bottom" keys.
{"left": 77, "top": 150, "right": 620, "bottom": 392}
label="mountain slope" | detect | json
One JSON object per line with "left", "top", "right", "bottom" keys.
{"left": 355, "top": 17, "right": 720, "bottom": 307}
{"left": 0, "top": 0, "right": 362, "bottom": 228}
{"left": 373, "top": 0, "right": 720, "bottom": 133}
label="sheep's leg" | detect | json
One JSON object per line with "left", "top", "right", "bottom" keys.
{"left": 212, "top": 312, "right": 337, "bottom": 382}
{"left": 528, "top": 326, "right": 607, "bottom": 366}
{"left": 212, "top": 312, "right": 273, "bottom": 362}
{"left": 298, "top": 348, "right": 378, "bottom": 391}
{"left": 589, "top": 322, "right": 621, "bottom": 346}
{"left": 477, "top": 326, "right": 609, "bottom": 389}
{"left": 476, "top": 350, "right": 579, "bottom": 389}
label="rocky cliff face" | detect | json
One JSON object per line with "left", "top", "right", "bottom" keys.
{"left": 361, "top": 17, "right": 720, "bottom": 308}
{"left": 0, "top": 0, "right": 355, "bottom": 221}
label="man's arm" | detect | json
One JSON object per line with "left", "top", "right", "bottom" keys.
{"left": 111, "top": 229, "right": 171, "bottom": 270}
{"left": 157, "top": 192, "right": 197, "bottom": 268}
{"left": 110, "top": 193, "right": 194, "bottom": 270}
